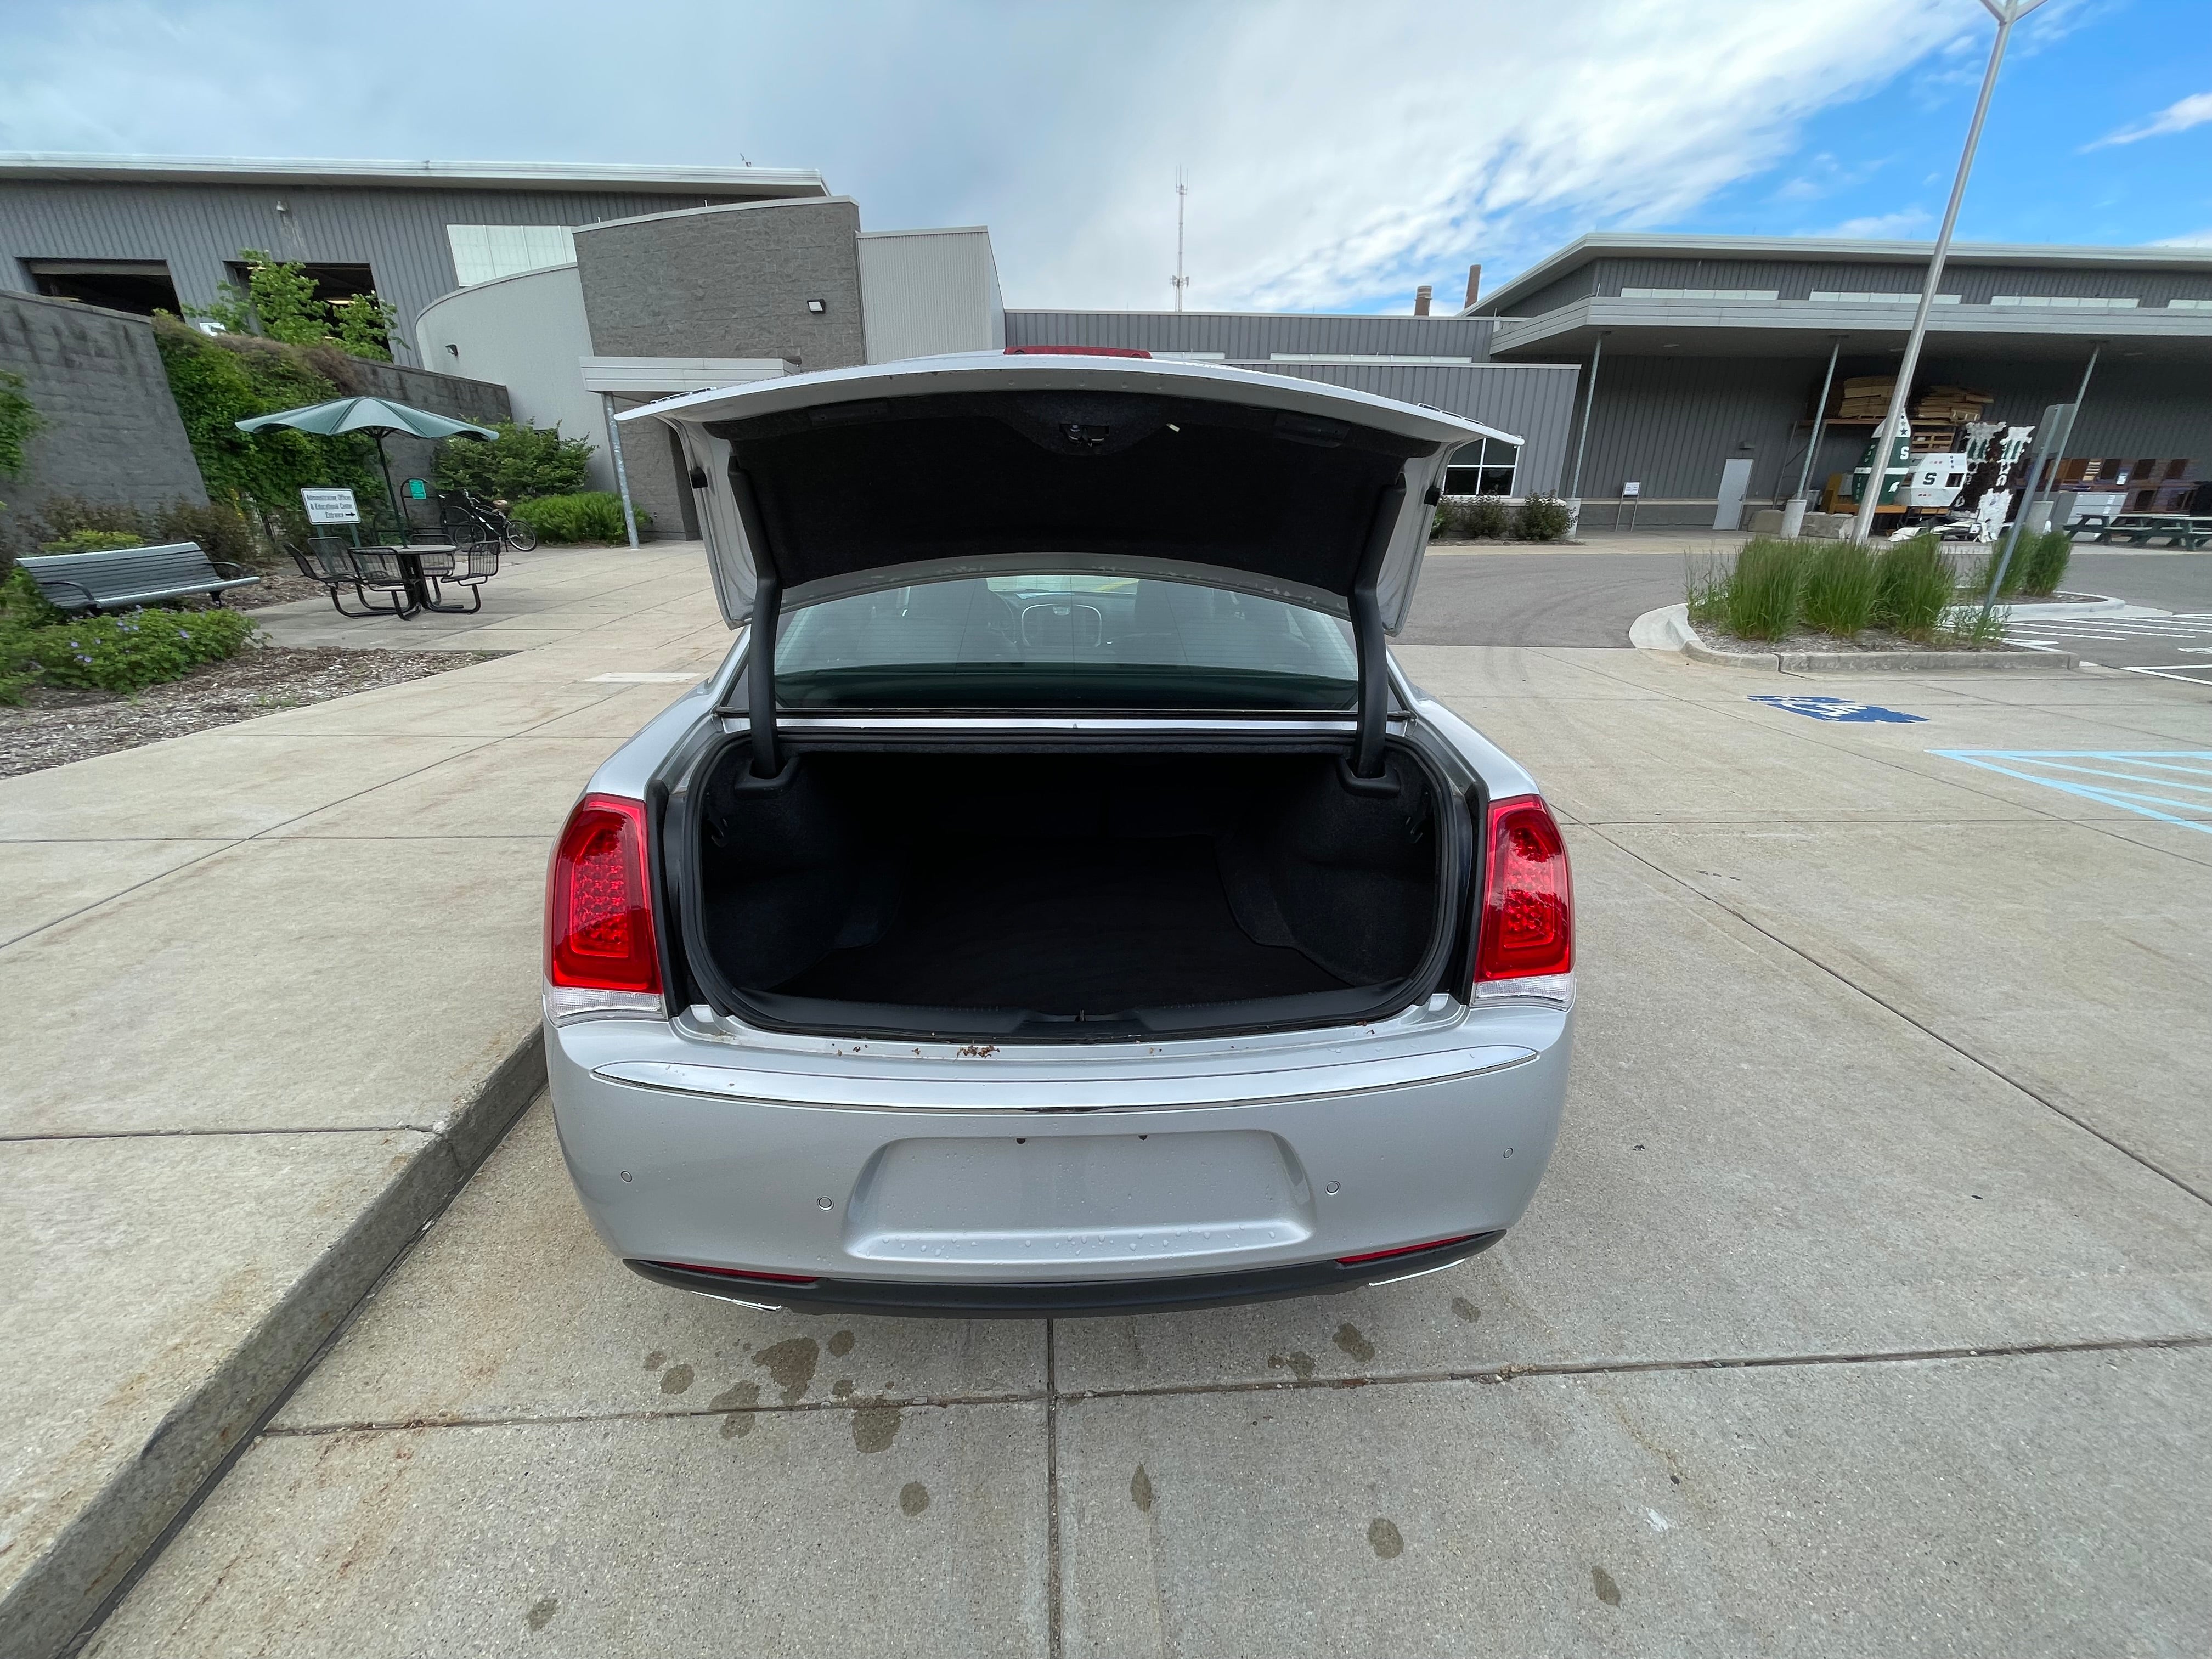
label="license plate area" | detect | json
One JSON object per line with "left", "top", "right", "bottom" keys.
{"left": 843, "top": 1130, "right": 1314, "bottom": 1266}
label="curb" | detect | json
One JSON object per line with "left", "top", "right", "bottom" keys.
{"left": 1633, "top": 605, "right": 2079, "bottom": 673}
{"left": 11, "top": 1026, "right": 547, "bottom": 1659}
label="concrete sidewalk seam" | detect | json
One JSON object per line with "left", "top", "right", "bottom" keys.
{"left": 1587, "top": 822, "right": 2212, "bottom": 1209}
{"left": 1045, "top": 1319, "right": 1063, "bottom": 1659}
{"left": 262, "top": 1389, "right": 1049, "bottom": 1438}
{"left": 12, "top": 1029, "right": 546, "bottom": 1659}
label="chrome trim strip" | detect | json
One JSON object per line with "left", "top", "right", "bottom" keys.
{"left": 591, "top": 1043, "right": 1536, "bottom": 1112}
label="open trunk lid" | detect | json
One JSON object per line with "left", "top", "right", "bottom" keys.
{"left": 624, "top": 352, "right": 1510, "bottom": 635}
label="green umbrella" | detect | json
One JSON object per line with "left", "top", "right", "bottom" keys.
{"left": 235, "top": 396, "right": 499, "bottom": 528}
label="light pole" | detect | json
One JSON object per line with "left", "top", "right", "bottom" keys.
{"left": 1850, "top": 0, "right": 2047, "bottom": 544}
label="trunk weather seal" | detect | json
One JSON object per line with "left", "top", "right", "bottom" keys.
{"left": 1349, "top": 469, "right": 1407, "bottom": 779}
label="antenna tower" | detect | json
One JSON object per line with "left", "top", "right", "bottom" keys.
{"left": 1171, "top": 171, "right": 1190, "bottom": 312}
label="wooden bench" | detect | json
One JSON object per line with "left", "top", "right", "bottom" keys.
{"left": 16, "top": 542, "right": 260, "bottom": 613}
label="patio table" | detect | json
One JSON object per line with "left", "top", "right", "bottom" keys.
{"left": 358, "top": 543, "right": 462, "bottom": 615}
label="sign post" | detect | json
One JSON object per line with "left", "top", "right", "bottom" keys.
{"left": 301, "top": 487, "right": 361, "bottom": 544}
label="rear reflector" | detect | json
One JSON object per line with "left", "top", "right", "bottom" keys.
{"left": 1475, "top": 795, "right": 1573, "bottom": 984}
{"left": 547, "top": 794, "right": 662, "bottom": 995}
{"left": 651, "top": 1261, "right": 820, "bottom": 1285}
{"left": 1336, "top": 1234, "right": 1484, "bottom": 1266}
{"left": 1003, "top": 345, "right": 1152, "bottom": 357}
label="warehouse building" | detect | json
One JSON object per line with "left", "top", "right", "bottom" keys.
{"left": 7, "top": 155, "right": 2210, "bottom": 541}
{"left": 1471, "top": 232, "right": 2212, "bottom": 527}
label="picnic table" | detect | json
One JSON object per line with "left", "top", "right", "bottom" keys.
{"left": 2090, "top": 513, "right": 2212, "bottom": 550}
{"left": 296, "top": 535, "right": 501, "bottom": 619}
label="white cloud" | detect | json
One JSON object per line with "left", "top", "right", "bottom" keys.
{"left": 2086, "top": 89, "right": 2212, "bottom": 149}
{"left": 0, "top": 0, "right": 1982, "bottom": 312}
{"left": 1807, "top": 210, "right": 1934, "bottom": 240}
{"left": 2154, "top": 228, "right": 2212, "bottom": 247}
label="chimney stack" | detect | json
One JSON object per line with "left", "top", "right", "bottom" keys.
{"left": 1413, "top": 284, "right": 1432, "bottom": 318}
{"left": 1464, "top": 264, "right": 1482, "bottom": 309}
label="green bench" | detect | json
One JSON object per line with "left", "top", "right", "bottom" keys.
{"left": 17, "top": 542, "right": 260, "bottom": 613}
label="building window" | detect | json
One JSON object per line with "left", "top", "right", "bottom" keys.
{"left": 1809, "top": 290, "right": 1961, "bottom": 304}
{"left": 445, "top": 225, "right": 578, "bottom": 286}
{"left": 24, "top": 259, "right": 181, "bottom": 316}
{"left": 1268, "top": 353, "right": 1476, "bottom": 365}
{"left": 2167, "top": 298, "right": 2212, "bottom": 310}
{"left": 1990, "top": 294, "right": 2140, "bottom": 309}
{"left": 224, "top": 260, "right": 380, "bottom": 309}
{"left": 1444, "top": 438, "right": 1520, "bottom": 497}
{"left": 1618, "top": 287, "right": 1779, "bottom": 301}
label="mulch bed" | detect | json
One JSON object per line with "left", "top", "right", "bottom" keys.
{"left": 0, "top": 645, "right": 509, "bottom": 779}
{"left": 1694, "top": 625, "right": 2029, "bottom": 654}
{"left": 225, "top": 569, "right": 331, "bottom": 610}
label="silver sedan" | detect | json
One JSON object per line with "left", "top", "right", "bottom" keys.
{"left": 544, "top": 351, "right": 1573, "bottom": 1316}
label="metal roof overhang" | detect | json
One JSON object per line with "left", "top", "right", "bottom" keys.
{"left": 0, "top": 153, "right": 828, "bottom": 197}
{"left": 1488, "top": 296, "right": 2212, "bottom": 365}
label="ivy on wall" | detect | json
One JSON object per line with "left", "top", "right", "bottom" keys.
{"left": 0, "top": 369, "right": 41, "bottom": 511}
{"left": 151, "top": 316, "right": 383, "bottom": 538}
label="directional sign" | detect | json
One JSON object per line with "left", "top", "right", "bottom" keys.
{"left": 301, "top": 487, "right": 359, "bottom": 525}
{"left": 1750, "top": 695, "right": 1926, "bottom": 724}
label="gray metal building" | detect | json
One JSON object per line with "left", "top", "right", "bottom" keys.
{"left": 0, "top": 155, "right": 827, "bottom": 363}
{"left": 1473, "top": 232, "right": 2212, "bottom": 523}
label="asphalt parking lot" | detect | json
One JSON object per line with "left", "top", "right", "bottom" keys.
{"left": 80, "top": 617, "right": 2212, "bottom": 1656}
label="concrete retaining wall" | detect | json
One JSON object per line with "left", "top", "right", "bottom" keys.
{"left": 0, "top": 291, "right": 206, "bottom": 544}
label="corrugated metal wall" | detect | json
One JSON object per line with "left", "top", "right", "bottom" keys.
{"left": 1570, "top": 348, "right": 2211, "bottom": 504}
{"left": 1007, "top": 309, "right": 1496, "bottom": 359}
{"left": 0, "top": 180, "right": 757, "bottom": 353}
{"left": 1502, "top": 255, "right": 2212, "bottom": 315}
{"left": 857, "top": 229, "right": 1001, "bottom": 362}
{"left": 1255, "top": 362, "right": 1579, "bottom": 494}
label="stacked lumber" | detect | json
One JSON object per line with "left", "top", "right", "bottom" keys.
{"left": 1834, "top": 376, "right": 1896, "bottom": 419}
{"left": 1911, "top": 384, "right": 1994, "bottom": 422}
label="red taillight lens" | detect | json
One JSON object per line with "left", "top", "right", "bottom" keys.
{"left": 651, "top": 1261, "right": 819, "bottom": 1285}
{"left": 547, "top": 794, "right": 661, "bottom": 994}
{"left": 1337, "top": 1234, "right": 1484, "bottom": 1266}
{"left": 1475, "top": 795, "right": 1573, "bottom": 983}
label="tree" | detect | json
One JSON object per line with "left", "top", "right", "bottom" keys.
{"left": 434, "top": 420, "right": 595, "bottom": 500}
{"left": 189, "top": 251, "right": 396, "bottom": 361}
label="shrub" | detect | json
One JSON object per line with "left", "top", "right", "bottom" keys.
{"left": 0, "top": 368, "right": 40, "bottom": 508}
{"left": 18, "top": 605, "right": 254, "bottom": 693}
{"left": 435, "top": 421, "right": 594, "bottom": 502}
{"left": 1940, "top": 603, "right": 2009, "bottom": 647}
{"left": 1970, "top": 544, "right": 2028, "bottom": 601}
{"left": 1723, "top": 538, "right": 1807, "bottom": 639}
{"left": 1511, "top": 493, "right": 1572, "bottom": 542}
{"left": 190, "top": 251, "right": 396, "bottom": 362}
{"left": 1799, "top": 539, "right": 1878, "bottom": 638}
{"left": 41, "top": 528, "right": 146, "bottom": 554}
{"left": 509, "top": 492, "right": 648, "bottom": 543}
{"left": 1872, "top": 533, "right": 1955, "bottom": 639}
{"left": 1684, "top": 555, "right": 1729, "bottom": 627}
{"left": 1462, "top": 495, "right": 1514, "bottom": 540}
{"left": 3, "top": 565, "right": 62, "bottom": 624}
{"left": 2016, "top": 527, "right": 2073, "bottom": 598}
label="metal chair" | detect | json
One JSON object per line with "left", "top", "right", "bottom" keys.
{"left": 293, "top": 537, "right": 407, "bottom": 618}
{"left": 345, "top": 545, "right": 420, "bottom": 618}
{"left": 406, "top": 526, "right": 457, "bottom": 583}
{"left": 433, "top": 538, "right": 501, "bottom": 613}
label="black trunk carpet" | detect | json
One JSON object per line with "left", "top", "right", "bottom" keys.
{"left": 774, "top": 836, "right": 1348, "bottom": 1014}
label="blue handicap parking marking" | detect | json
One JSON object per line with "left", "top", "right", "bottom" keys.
{"left": 1749, "top": 695, "right": 1926, "bottom": 724}
{"left": 1933, "top": 751, "right": 2212, "bottom": 835}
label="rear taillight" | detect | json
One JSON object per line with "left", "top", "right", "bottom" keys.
{"left": 1474, "top": 795, "right": 1573, "bottom": 992}
{"left": 547, "top": 794, "right": 661, "bottom": 995}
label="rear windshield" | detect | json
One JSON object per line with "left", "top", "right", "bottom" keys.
{"left": 774, "top": 574, "right": 1357, "bottom": 710}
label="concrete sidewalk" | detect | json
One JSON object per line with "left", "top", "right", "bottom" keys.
{"left": 70, "top": 639, "right": 2212, "bottom": 1654}
{"left": 0, "top": 542, "right": 731, "bottom": 1658}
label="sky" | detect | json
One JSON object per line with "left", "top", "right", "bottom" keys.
{"left": 2, "top": 0, "right": 2208, "bottom": 315}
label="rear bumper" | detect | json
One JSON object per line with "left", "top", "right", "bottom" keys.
{"left": 628, "top": 1231, "right": 1505, "bottom": 1318}
{"left": 547, "top": 996, "right": 1570, "bottom": 1299}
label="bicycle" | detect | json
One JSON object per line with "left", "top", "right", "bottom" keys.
{"left": 439, "top": 489, "right": 538, "bottom": 552}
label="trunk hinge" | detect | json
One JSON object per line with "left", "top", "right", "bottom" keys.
{"left": 728, "top": 465, "right": 783, "bottom": 778}
{"left": 1349, "top": 470, "right": 1406, "bottom": 780}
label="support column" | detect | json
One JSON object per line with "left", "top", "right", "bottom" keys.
{"left": 1566, "top": 332, "right": 1605, "bottom": 535}
{"left": 602, "top": 392, "right": 641, "bottom": 549}
{"left": 1784, "top": 337, "right": 1844, "bottom": 537}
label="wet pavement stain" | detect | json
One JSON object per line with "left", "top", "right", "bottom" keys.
{"left": 1332, "top": 1323, "right": 1376, "bottom": 1362}
{"left": 659, "top": 1363, "right": 695, "bottom": 1396}
{"left": 1367, "top": 1519, "right": 1403, "bottom": 1559}
{"left": 832, "top": 1379, "right": 856, "bottom": 1398}
{"left": 1593, "top": 1565, "right": 1622, "bottom": 1606}
{"left": 1451, "top": 1296, "right": 1481, "bottom": 1322}
{"left": 525, "top": 1597, "right": 558, "bottom": 1631}
{"left": 827, "top": 1329, "right": 856, "bottom": 1358}
{"left": 752, "top": 1336, "right": 819, "bottom": 1405}
{"left": 710, "top": 1379, "right": 760, "bottom": 1438}
{"left": 1131, "top": 1465, "right": 1154, "bottom": 1513}
{"left": 852, "top": 1403, "right": 902, "bottom": 1452}
{"left": 900, "top": 1481, "right": 930, "bottom": 1517}
{"left": 1267, "top": 1352, "right": 1316, "bottom": 1381}
{"left": 643, "top": 1351, "right": 667, "bottom": 1370}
